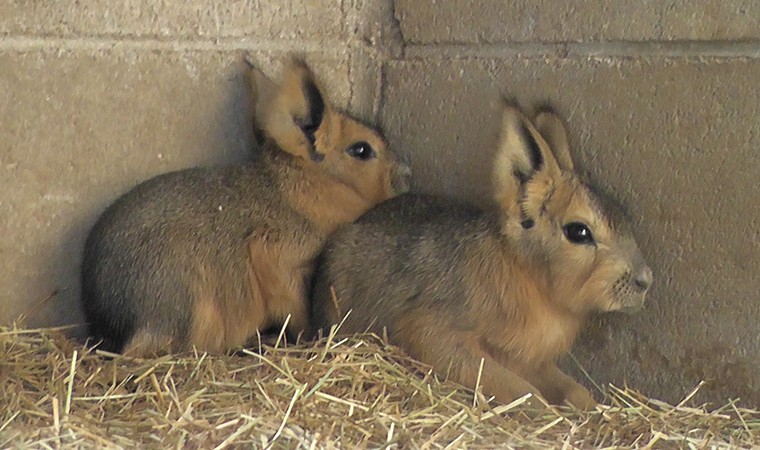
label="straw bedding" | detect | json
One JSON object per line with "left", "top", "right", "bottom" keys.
{"left": 2, "top": 325, "right": 758, "bottom": 449}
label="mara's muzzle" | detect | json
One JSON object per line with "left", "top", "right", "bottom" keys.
{"left": 616, "top": 265, "right": 653, "bottom": 314}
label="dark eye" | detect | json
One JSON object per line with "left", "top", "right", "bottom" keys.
{"left": 563, "top": 222, "right": 594, "bottom": 245}
{"left": 346, "top": 141, "right": 376, "bottom": 161}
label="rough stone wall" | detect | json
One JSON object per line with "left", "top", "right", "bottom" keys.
{"left": 2, "top": 1, "right": 759, "bottom": 406}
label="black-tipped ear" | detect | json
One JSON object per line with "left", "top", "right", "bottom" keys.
{"left": 519, "top": 124, "right": 543, "bottom": 173}
{"left": 534, "top": 106, "right": 574, "bottom": 172}
{"left": 493, "top": 103, "right": 562, "bottom": 210}
{"left": 295, "top": 77, "right": 326, "bottom": 162}
{"left": 248, "top": 60, "right": 277, "bottom": 146}
{"left": 255, "top": 59, "right": 333, "bottom": 162}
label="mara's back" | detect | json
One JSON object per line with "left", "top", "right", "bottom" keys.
{"left": 82, "top": 158, "right": 305, "bottom": 353}
{"left": 311, "top": 193, "right": 490, "bottom": 337}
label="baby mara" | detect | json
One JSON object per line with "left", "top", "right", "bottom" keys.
{"left": 81, "top": 60, "right": 410, "bottom": 356}
{"left": 311, "top": 103, "right": 653, "bottom": 409}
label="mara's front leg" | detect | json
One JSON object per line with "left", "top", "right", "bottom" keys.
{"left": 395, "top": 314, "right": 545, "bottom": 406}
{"left": 247, "top": 229, "right": 311, "bottom": 342}
{"left": 459, "top": 346, "right": 544, "bottom": 406}
{"left": 528, "top": 363, "right": 597, "bottom": 410}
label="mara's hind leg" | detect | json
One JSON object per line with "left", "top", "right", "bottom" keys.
{"left": 128, "top": 295, "right": 241, "bottom": 356}
{"left": 121, "top": 329, "right": 177, "bottom": 357}
{"left": 187, "top": 296, "right": 228, "bottom": 353}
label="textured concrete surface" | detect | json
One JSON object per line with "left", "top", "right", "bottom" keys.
{"left": 381, "top": 57, "right": 760, "bottom": 405}
{"left": 395, "top": 0, "right": 760, "bottom": 43}
{"left": 0, "top": 1, "right": 345, "bottom": 40}
{"left": 2, "top": 0, "right": 760, "bottom": 406}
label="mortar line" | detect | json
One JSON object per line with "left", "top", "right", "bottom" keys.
{"left": 7, "top": 35, "right": 758, "bottom": 59}
{"left": 0, "top": 35, "right": 365, "bottom": 55}
{"left": 404, "top": 41, "right": 760, "bottom": 59}
{"left": 388, "top": 0, "right": 407, "bottom": 60}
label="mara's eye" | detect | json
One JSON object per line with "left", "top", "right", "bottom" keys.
{"left": 563, "top": 222, "right": 595, "bottom": 245}
{"left": 345, "top": 141, "right": 376, "bottom": 161}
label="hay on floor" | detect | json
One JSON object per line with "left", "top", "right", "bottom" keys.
{"left": 1, "top": 325, "right": 758, "bottom": 449}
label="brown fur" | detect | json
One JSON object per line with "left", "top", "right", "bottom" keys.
{"left": 311, "top": 103, "right": 653, "bottom": 409}
{"left": 82, "top": 59, "right": 410, "bottom": 356}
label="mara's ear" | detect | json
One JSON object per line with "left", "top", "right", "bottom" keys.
{"left": 492, "top": 103, "right": 562, "bottom": 209}
{"left": 254, "top": 59, "right": 330, "bottom": 162}
{"left": 534, "top": 107, "right": 574, "bottom": 172}
{"left": 248, "top": 62, "right": 278, "bottom": 144}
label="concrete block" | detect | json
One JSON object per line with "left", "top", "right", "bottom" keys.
{"left": 381, "top": 57, "right": 760, "bottom": 405}
{"left": 395, "top": 0, "right": 760, "bottom": 43}
{"left": 663, "top": 1, "right": 760, "bottom": 40}
{"left": 0, "top": 49, "right": 354, "bottom": 332}
{"left": 351, "top": 0, "right": 404, "bottom": 56}
{"left": 0, "top": 0, "right": 344, "bottom": 40}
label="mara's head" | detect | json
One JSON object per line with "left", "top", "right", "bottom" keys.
{"left": 492, "top": 103, "right": 653, "bottom": 315}
{"left": 250, "top": 58, "right": 410, "bottom": 205}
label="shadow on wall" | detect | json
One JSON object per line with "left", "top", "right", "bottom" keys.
{"left": 569, "top": 313, "right": 760, "bottom": 406}
{"left": 27, "top": 57, "right": 257, "bottom": 340}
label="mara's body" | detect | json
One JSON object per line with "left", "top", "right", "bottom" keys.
{"left": 82, "top": 60, "right": 410, "bottom": 356}
{"left": 311, "top": 104, "right": 653, "bottom": 409}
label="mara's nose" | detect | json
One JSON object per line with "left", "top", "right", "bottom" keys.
{"left": 633, "top": 266, "right": 654, "bottom": 292}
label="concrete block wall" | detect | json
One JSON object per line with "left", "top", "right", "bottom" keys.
{"left": 3, "top": 1, "right": 759, "bottom": 406}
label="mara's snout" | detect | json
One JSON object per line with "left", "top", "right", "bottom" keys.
{"left": 614, "top": 264, "right": 653, "bottom": 313}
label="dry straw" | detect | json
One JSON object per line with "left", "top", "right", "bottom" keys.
{"left": 1, "top": 325, "right": 758, "bottom": 449}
